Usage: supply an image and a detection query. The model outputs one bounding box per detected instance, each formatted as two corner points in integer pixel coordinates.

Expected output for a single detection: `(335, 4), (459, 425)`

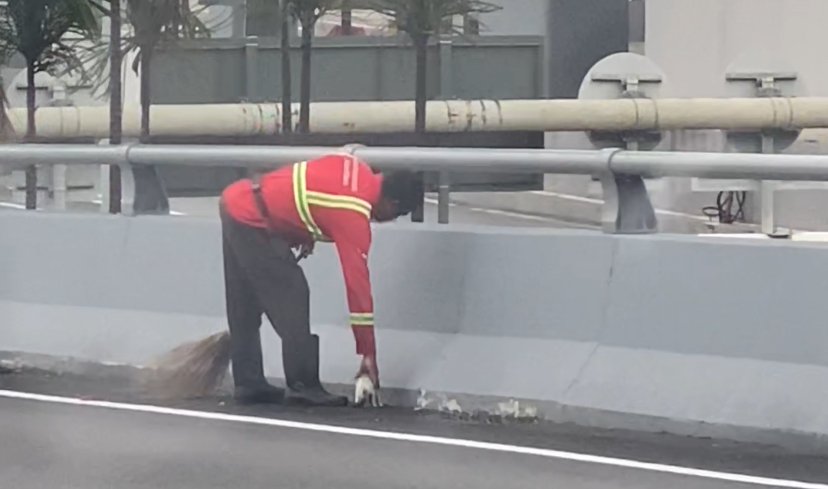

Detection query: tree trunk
(299, 13), (313, 134)
(109, 0), (123, 214)
(25, 58), (37, 210)
(181, 0), (192, 27)
(410, 34), (429, 222)
(413, 34), (428, 133)
(140, 47), (151, 141)
(171, 0), (181, 38)
(133, 45), (169, 214)
(281, 0), (292, 135)
(342, 2), (352, 35)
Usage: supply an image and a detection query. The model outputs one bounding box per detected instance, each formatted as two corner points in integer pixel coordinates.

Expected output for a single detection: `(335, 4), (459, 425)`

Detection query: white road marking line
(530, 190), (725, 223)
(435, 190), (815, 234)
(0, 389), (825, 489)
(0, 200), (186, 216)
(91, 199), (187, 216)
(0, 202), (26, 209)
(423, 197), (600, 229)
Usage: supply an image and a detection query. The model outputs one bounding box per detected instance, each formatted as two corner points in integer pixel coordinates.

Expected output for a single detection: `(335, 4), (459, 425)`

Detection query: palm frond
(68, 32), (135, 98)
(68, 0), (215, 101)
(0, 0), (102, 70)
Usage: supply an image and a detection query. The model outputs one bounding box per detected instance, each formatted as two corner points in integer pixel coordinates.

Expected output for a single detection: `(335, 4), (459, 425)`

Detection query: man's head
(372, 170), (424, 222)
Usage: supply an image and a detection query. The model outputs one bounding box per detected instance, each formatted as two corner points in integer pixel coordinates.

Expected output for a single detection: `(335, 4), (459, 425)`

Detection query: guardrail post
(601, 172), (658, 234)
(52, 164), (67, 211)
(437, 36), (454, 224)
(126, 139), (168, 215)
(119, 158), (137, 216)
(579, 53), (663, 234)
(759, 133), (777, 234)
(601, 149), (658, 234)
(437, 171), (450, 224)
(98, 141), (135, 214)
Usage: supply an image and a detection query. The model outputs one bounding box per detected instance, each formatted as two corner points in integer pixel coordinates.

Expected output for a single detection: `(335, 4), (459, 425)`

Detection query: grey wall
(150, 36), (544, 105)
(546, 0), (629, 98)
(3, 212), (828, 446)
(629, 0), (645, 44)
(477, 0), (547, 36)
(645, 0), (828, 97)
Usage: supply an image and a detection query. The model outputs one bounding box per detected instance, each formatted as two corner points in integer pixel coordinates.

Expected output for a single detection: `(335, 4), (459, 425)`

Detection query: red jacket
(222, 153), (382, 356)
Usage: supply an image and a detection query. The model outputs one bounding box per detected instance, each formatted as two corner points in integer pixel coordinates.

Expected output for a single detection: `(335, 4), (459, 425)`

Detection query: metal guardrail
(6, 143), (828, 233)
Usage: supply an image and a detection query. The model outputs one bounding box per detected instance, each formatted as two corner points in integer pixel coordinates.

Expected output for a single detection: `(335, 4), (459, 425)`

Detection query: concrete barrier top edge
(8, 212), (828, 251)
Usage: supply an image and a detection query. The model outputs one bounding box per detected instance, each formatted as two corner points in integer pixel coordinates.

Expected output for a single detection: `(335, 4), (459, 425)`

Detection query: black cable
(702, 190), (747, 224)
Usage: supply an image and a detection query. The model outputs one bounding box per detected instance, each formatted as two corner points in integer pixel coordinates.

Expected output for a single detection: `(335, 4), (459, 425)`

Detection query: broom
(142, 331), (232, 400)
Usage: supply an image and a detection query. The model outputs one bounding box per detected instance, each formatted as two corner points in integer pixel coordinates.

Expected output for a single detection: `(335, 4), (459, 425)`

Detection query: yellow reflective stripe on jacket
(350, 313), (374, 326)
(292, 161), (325, 240)
(306, 191), (372, 219)
(292, 160), (373, 242)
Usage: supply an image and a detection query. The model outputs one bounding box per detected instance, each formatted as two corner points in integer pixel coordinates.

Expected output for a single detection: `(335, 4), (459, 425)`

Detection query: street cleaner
(218, 150), (423, 406)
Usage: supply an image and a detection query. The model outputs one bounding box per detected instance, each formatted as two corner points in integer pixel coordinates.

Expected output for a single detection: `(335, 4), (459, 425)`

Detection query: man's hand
(354, 354), (382, 407)
(294, 242), (315, 262)
(355, 354), (380, 388)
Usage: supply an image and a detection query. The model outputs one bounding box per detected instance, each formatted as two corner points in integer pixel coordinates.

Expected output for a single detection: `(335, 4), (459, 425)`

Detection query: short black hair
(380, 170), (424, 216)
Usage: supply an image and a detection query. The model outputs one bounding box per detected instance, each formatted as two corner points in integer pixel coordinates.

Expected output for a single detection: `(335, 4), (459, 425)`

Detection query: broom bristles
(142, 331), (232, 400)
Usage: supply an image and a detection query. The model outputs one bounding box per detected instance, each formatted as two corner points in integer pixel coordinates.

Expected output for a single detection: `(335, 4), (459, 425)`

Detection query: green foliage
(366, 0), (501, 39)
(126, 0), (209, 48)
(73, 0), (212, 98)
(0, 0), (101, 74)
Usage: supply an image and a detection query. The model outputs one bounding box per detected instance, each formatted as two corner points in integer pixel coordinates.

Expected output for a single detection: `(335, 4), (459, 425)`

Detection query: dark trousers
(220, 202), (311, 391)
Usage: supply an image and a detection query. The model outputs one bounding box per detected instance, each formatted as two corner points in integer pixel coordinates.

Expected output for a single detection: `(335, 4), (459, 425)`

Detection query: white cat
(354, 374), (382, 407)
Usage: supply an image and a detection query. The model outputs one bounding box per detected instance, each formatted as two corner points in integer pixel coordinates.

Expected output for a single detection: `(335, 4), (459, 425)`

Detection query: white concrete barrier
(2, 212), (828, 449)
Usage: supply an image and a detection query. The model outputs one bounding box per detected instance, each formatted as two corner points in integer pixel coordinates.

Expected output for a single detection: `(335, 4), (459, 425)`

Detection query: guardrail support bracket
(601, 172), (658, 234)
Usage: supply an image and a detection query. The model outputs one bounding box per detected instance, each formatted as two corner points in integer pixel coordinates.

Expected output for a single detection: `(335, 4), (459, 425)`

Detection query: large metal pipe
(8, 97), (828, 139)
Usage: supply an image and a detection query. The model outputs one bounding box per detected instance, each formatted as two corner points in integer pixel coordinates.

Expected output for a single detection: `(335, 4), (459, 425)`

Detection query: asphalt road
(2, 370), (828, 489)
(0, 396), (787, 489)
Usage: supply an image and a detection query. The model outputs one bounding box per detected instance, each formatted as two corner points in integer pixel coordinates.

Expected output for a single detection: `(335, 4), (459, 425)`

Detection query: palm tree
(0, 0), (102, 209)
(367, 0), (500, 221)
(107, 0), (122, 213)
(128, 0), (208, 140)
(126, 0), (210, 213)
(88, 0), (123, 213)
(75, 0), (211, 213)
(81, 0), (125, 212)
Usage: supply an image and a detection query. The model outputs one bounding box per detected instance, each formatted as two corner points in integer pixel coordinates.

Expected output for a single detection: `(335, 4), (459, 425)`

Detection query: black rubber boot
(231, 329), (284, 405)
(283, 334), (349, 407)
(234, 383), (285, 405)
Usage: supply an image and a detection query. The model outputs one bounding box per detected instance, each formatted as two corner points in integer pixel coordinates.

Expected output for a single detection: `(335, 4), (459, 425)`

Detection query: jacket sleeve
(326, 211), (376, 356)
